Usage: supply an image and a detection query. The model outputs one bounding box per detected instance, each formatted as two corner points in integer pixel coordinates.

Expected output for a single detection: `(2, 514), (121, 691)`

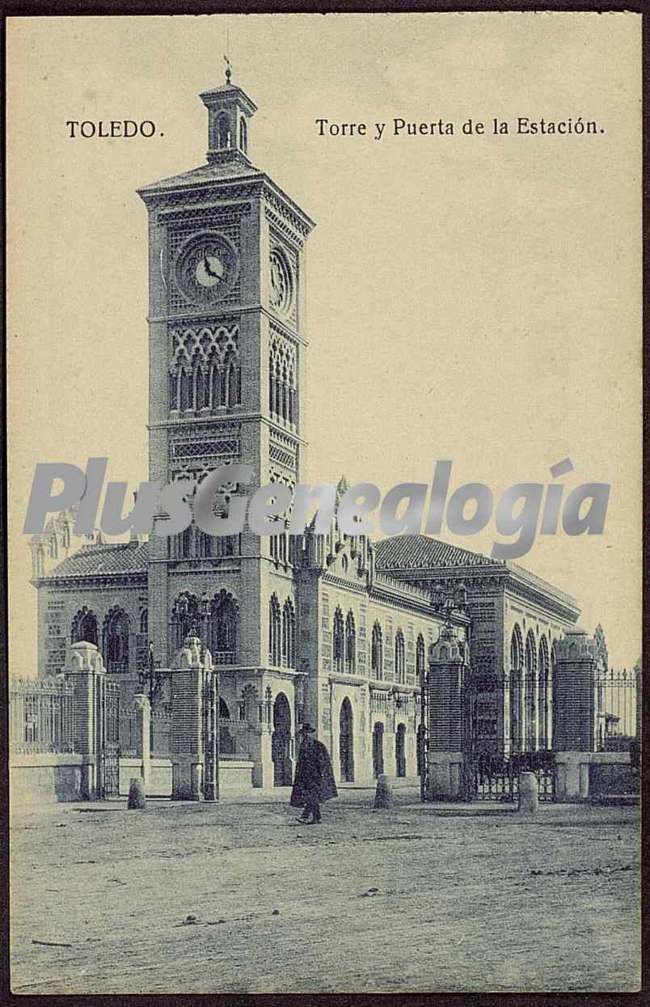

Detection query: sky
(7, 12), (642, 671)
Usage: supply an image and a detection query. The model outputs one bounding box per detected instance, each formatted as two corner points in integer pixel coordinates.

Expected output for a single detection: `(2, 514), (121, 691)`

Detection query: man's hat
(299, 722), (316, 733)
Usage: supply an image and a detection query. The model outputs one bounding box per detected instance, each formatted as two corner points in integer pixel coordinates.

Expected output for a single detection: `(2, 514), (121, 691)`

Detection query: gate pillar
(425, 625), (468, 800)
(553, 628), (598, 752)
(170, 632), (207, 800)
(64, 640), (106, 800)
(553, 628), (600, 801)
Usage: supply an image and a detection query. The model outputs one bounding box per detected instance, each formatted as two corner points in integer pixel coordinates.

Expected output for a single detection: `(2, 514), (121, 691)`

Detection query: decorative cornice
(147, 306), (308, 347)
(321, 572), (368, 596)
(386, 561), (578, 625)
(159, 201), (252, 223)
(34, 573), (147, 589)
(141, 175), (315, 239)
(147, 412), (307, 446)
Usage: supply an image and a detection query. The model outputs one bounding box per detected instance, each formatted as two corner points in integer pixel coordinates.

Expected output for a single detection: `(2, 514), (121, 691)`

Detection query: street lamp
(138, 642), (167, 753)
(139, 641), (166, 707)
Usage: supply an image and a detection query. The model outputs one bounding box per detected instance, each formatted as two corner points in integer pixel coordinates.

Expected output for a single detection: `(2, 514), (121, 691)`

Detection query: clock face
(174, 232), (239, 305)
(269, 248), (294, 315)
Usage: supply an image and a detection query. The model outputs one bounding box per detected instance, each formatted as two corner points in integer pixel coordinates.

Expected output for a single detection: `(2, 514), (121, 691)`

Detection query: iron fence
(9, 677), (76, 754)
(596, 669), (639, 749)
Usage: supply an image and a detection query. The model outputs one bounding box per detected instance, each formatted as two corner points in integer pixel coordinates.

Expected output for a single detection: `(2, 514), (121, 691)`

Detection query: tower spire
(224, 52), (232, 85)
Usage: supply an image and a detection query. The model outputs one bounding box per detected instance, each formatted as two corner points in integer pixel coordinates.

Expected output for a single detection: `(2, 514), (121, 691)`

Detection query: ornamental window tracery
(169, 589), (238, 664)
(168, 525), (239, 560)
(71, 607), (99, 647)
(103, 607), (130, 674)
(269, 332), (297, 426)
(333, 607), (344, 674)
(169, 323), (241, 414)
(345, 611), (356, 674)
(269, 594), (282, 666)
(282, 599), (296, 667)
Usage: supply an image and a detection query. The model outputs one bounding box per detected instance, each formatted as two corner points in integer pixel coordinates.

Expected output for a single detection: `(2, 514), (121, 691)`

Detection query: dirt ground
(9, 785), (640, 994)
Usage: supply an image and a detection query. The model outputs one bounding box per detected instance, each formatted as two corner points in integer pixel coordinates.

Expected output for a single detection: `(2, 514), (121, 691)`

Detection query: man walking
(290, 723), (338, 824)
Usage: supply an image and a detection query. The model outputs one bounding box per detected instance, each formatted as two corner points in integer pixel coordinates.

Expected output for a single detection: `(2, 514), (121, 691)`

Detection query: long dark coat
(290, 737), (338, 807)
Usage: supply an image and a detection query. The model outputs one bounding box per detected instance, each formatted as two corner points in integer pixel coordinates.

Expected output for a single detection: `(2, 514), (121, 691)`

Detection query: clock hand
(204, 255), (223, 280)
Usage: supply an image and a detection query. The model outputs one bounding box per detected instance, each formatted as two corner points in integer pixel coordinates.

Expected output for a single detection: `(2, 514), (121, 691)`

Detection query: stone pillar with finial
(64, 640), (107, 800)
(425, 624), (468, 800)
(169, 629), (210, 800)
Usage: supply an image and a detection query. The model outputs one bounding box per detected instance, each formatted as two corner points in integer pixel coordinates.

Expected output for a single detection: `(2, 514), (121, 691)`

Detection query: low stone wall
(119, 758), (173, 797)
(589, 756), (639, 798)
(555, 750), (635, 801)
(11, 753), (255, 806)
(10, 753), (85, 807)
(119, 756), (254, 797)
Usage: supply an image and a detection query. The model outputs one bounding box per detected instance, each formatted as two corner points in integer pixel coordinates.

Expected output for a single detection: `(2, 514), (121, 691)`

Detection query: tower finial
(224, 52), (232, 85)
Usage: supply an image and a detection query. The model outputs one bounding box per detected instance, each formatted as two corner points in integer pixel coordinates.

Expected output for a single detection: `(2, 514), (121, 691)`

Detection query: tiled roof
(374, 534), (498, 571)
(41, 541), (149, 580)
(374, 535), (579, 613)
(137, 159), (262, 195)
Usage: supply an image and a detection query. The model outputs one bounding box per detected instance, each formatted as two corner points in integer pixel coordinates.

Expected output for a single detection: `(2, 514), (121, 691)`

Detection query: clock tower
(138, 74), (314, 782)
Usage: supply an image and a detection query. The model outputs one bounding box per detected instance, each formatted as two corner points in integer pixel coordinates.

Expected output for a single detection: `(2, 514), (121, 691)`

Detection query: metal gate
(461, 671), (555, 802)
(419, 667), (555, 802)
(96, 677), (121, 798)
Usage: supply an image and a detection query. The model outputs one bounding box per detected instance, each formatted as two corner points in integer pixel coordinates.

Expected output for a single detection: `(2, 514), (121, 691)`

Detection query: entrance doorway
(339, 698), (354, 782)
(395, 723), (406, 777)
(372, 722), (384, 778)
(272, 692), (292, 786)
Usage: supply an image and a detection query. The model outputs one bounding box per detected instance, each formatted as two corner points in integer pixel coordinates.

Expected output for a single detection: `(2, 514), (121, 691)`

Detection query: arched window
(226, 354), (240, 407)
(207, 590), (238, 664)
(524, 629), (538, 750)
(103, 607), (130, 673)
(180, 366), (192, 411)
(282, 599), (296, 667)
(193, 363), (206, 411)
(239, 116), (248, 153)
(345, 611), (356, 673)
(510, 624), (524, 753)
(139, 609), (148, 635)
(269, 594), (281, 665)
(269, 363), (276, 417)
(538, 635), (551, 749)
(71, 607), (98, 647)
(217, 111), (231, 148)
(333, 608), (344, 674)
(371, 622), (383, 680)
(416, 634), (426, 682)
(511, 624), (524, 671)
(394, 629), (406, 684)
(525, 629), (537, 675)
(169, 372), (178, 411)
